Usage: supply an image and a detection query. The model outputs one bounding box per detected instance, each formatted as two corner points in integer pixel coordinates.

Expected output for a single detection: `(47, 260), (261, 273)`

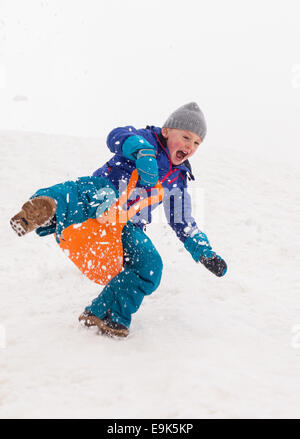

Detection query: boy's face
(161, 127), (202, 165)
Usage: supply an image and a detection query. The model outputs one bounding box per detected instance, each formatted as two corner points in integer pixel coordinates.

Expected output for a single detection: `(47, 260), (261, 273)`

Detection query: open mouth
(176, 150), (188, 161)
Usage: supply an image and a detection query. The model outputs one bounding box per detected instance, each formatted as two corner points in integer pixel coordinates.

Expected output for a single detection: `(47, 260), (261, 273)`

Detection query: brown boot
(10, 196), (57, 237)
(79, 311), (129, 338)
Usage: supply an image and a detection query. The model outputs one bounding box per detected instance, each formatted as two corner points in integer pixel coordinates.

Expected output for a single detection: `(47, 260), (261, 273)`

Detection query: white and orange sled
(57, 169), (164, 285)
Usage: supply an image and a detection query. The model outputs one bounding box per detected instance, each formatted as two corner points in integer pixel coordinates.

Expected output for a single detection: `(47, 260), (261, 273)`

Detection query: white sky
(1, 0), (300, 161)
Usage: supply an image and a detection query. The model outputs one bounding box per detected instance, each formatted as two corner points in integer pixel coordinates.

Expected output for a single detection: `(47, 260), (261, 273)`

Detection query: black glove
(199, 255), (227, 277)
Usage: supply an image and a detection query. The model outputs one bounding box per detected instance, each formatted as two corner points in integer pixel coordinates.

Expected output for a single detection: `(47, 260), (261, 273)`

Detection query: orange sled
(57, 169), (164, 285)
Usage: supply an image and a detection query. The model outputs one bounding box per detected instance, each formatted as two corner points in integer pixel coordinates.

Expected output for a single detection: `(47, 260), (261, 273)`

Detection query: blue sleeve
(163, 181), (201, 244)
(106, 126), (158, 155)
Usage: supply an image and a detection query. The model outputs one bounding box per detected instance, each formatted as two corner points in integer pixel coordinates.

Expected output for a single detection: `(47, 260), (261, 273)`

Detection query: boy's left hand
(184, 233), (227, 277)
(199, 254), (227, 277)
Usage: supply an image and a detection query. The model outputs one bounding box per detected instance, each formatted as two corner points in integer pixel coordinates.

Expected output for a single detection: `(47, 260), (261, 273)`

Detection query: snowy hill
(1, 131), (300, 418)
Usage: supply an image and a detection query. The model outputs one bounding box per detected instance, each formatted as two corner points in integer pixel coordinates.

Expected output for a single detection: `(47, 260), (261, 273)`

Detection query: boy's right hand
(135, 150), (158, 187)
(122, 135), (158, 187)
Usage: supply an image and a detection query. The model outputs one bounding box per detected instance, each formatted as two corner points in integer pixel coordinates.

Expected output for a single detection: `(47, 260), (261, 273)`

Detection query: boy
(10, 102), (227, 338)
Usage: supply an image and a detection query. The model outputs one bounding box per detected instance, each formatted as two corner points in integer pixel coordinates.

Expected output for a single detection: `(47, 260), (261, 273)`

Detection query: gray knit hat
(162, 102), (207, 140)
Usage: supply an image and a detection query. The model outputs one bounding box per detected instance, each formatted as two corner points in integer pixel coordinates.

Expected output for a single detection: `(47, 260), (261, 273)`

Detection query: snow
(1, 130), (300, 419)
(1, 0), (300, 420)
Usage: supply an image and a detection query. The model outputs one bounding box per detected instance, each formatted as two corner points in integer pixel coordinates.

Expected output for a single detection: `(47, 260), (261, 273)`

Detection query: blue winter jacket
(93, 125), (201, 244)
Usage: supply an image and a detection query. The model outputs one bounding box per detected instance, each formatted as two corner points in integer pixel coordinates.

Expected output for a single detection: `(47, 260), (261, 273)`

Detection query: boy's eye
(184, 135), (199, 146)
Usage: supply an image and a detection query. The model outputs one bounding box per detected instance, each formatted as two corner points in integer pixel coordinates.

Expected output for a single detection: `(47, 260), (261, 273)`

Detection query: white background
(1, 0), (300, 162)
(1, 0), (300, 419)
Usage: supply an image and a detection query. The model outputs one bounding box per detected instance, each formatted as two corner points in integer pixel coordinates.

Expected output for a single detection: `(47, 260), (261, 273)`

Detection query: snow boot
(10, 196), (57, 237)
(78, 310), (129, 338)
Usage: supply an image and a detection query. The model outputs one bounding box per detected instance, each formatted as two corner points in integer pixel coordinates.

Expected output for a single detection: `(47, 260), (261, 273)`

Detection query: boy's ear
(161, 127), (168, 138)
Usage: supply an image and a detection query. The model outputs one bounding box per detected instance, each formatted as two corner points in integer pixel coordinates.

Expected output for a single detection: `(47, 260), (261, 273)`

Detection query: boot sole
(78, 313), (129, 338)
(10, 197), (56, 237)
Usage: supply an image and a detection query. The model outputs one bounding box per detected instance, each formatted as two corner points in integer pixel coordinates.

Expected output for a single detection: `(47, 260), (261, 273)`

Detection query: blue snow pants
(32, 176), (163, 328)
(86, 220), (163, 327)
